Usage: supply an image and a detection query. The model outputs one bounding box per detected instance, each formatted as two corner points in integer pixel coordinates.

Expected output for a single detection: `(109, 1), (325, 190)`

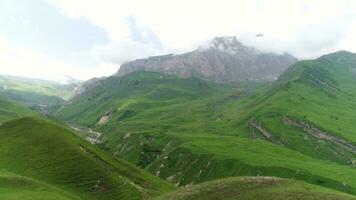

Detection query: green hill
(55, 71), (224, 125)
(0, 97), (39, 122)
(0, 117), (175, 199)
(155, 176), (356, 200)
(55, 52), (356, 196)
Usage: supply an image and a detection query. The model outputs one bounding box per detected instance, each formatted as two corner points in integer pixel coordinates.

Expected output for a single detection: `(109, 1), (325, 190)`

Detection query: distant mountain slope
(155, 177), (356, 200)
(0, 89), (65, 112)
(0, 74), (79, 100)
(0, 118), (175, 200)
(0, 75), (80, 114)
(117, 36), (297, 82)
(0, 97), (39, 122)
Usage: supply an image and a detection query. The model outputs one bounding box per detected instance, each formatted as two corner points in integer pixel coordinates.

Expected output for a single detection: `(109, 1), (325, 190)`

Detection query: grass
(0, 117), (175, 199)
(154, 176), (356, 200)
(0, 171), (76, 200)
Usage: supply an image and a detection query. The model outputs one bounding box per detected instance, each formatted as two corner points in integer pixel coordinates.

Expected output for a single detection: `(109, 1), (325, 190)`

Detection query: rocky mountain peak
(117, 36), (298, 82)
(211, 36), (242, 51)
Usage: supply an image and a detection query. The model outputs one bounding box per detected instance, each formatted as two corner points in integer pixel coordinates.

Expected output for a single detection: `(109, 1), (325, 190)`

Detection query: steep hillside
(117, 36), (297, 82)
(155, 177), (356, 200)
(239, 51), (356, 164)
(55, 51), (356, 196)
(0, 118), (175, 200)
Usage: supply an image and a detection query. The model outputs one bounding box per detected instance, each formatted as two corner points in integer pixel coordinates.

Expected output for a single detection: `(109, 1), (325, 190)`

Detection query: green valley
(1, 2), (356, 199)
(54, 51), (356, 197)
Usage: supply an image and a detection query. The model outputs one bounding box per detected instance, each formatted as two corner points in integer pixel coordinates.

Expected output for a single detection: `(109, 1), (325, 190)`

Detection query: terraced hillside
(155, 177), (356, 200)
(0, 118), (175, 200)
(55, 51), (356, 195)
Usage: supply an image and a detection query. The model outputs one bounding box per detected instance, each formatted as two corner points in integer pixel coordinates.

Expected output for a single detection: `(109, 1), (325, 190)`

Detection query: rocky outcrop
(249, 119), (283, 145)
(283, 116), (356, 154)
(97, 111), (114, 125)
(74, 77), (106, 95)
(117, 36), (298, 82)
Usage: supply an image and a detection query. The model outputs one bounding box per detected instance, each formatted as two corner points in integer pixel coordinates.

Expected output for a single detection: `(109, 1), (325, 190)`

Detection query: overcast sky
(0, 0), (355, 81)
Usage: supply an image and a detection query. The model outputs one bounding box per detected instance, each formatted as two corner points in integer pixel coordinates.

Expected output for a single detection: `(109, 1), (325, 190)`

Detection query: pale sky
(0, 0), (355, 81)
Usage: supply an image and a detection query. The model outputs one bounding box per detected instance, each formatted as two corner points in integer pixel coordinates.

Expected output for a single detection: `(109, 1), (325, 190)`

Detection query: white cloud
(0, 37), (114, 80)
(91, 38), (160, 64)
(49, 0), (356, 60)
(339, 22), (356, 53)
(1, 0), (356, 80)
(0, 16), (6, 24)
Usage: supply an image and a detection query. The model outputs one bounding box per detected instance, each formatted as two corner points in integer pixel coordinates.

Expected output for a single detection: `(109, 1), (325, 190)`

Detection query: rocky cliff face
(117, 36), (298, 82)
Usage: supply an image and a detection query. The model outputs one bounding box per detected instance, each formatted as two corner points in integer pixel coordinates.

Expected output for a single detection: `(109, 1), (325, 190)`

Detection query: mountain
(155, 177), (356, 200)
(117, 36), (298, 82)
(0, 117), (175, 199)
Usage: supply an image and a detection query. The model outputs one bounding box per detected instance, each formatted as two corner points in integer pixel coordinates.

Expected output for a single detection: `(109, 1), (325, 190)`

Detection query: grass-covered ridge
(155, 176), (356, 200)
(0, 117), (175, 200)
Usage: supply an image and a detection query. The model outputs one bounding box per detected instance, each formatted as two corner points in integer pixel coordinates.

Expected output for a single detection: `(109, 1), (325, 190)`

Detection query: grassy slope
(154, 177), (356, 200)
(0, 172), (76, 200)
(55, 53), (356, 195)
(0, 117), (175, 200)
(0, 97), (39, 122)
